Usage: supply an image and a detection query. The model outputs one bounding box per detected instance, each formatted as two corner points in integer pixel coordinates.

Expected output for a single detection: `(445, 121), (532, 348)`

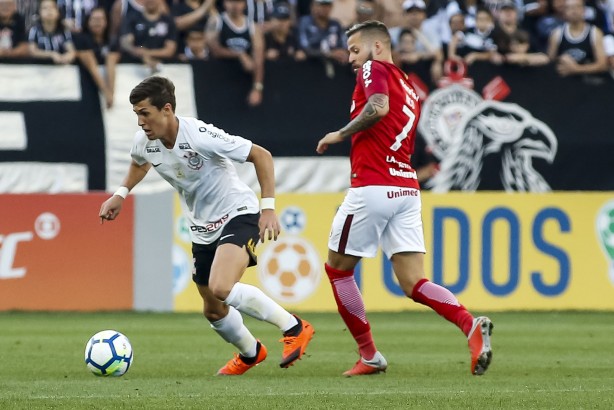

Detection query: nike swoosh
(219, 234), (235, 241)
(152, 163), (162, 167)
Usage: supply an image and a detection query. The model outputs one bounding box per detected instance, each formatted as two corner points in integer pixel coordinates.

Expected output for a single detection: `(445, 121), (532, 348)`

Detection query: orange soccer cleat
(217, 340), (267, 376)
(343, 351), (388, 377)
(468, 316), (493, 375)
(279, 315), (315, 368)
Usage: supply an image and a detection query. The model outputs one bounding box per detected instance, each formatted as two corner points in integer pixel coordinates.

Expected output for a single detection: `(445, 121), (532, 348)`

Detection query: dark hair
(346, 20), (391, 45)
(475, 6), (493, 19)
(38, 0), (58, 13)
(83, 7), (110, 43)
(129, 76), (176, 112)
(399, 28), (415, 38)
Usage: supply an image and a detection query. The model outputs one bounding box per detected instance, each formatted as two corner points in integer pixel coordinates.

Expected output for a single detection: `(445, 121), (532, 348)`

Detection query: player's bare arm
(316, 93), (389, 154)
(246, 144), (281, 241)
(99, 160), (151, 224)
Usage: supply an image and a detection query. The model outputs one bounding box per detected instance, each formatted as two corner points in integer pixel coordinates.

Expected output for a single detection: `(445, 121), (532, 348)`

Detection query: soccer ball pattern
(258, 237), (321, 303)
(84, 330), (133, 377)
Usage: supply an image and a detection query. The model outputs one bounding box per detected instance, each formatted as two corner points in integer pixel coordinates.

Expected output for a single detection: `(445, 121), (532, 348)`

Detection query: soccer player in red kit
(316, 20), (493, 377)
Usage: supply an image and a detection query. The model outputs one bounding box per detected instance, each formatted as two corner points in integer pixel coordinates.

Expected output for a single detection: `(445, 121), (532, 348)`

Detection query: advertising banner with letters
(0, 194), (134, 311)
(173, 192), (614, 312)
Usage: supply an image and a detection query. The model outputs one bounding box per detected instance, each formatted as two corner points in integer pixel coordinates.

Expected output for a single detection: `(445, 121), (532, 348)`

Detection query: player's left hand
(259, 209), (281, 242)
(316, 131), (344, 154)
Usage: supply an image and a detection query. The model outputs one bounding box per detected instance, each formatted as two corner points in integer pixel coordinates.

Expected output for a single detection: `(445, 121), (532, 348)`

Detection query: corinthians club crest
(418, 66), (558, 192)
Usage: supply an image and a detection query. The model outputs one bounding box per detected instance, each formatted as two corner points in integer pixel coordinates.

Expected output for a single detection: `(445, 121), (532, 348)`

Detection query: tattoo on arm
(339, 94), (389, 139)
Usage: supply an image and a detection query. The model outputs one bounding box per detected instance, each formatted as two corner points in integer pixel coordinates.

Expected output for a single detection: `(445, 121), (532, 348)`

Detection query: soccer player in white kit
(317, 21), (493, 377)
(99, 76), (314, 375)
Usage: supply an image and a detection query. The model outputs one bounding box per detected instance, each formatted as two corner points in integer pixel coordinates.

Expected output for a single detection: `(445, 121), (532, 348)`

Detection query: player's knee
(209, 283), (231, 302)
(203, 303), (228, 322)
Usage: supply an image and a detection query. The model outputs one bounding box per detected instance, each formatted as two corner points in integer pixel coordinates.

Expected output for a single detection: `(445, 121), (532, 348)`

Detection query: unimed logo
(0, 212), (60, 279)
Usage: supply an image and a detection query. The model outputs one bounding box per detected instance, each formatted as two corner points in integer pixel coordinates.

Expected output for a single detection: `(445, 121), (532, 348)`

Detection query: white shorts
(328, 186), (426, 259)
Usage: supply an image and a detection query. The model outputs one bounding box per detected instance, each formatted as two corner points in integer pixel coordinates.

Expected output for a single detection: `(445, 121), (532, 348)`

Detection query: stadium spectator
(264, 2), (299, 61)
(547, 0), (608, 76)
(28, 0), (76, 64)
(206, 0), (265, 106)
(504, 28), (550, 64)
(394, 27), (440, 65)
(491, 0), (520, 55)
(421, 0), (462, 48)
(109, 0), (169, 41)
(316, 21), (493, 377)
(442, 11), (465, 59)
(57, 0), (101, 32)
(536, 0), (566, 51)
(331, 0), (358, 29)
(523, 0), (549, 27)
(296, 0), (348, 64)
(100, 75), (315, 376)
(0, 0), (29, 58)
(352, 0), (381, 26)
(398, 0), (443, 82)
(172, 0), (214, 58)
(448, 7), (500, 65)
(119, 0), (177, 74)
(376, 0), (409, 30)
(178, 26), (208, 59)
(74, 6), (119, 108)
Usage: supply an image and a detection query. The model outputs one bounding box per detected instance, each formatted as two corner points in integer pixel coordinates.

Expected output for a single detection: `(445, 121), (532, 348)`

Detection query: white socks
(225, 282), (298, 332)
(210, 306), (257, 357)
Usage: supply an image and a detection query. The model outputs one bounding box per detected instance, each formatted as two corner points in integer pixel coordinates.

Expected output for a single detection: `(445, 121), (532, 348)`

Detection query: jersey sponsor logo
(200, 126), (235, 144)
(386, 188), (419, 198)
(146, 147), (161, 153)
(178, 143), (191, 150)
(386, 155), (412, 169)
(388, 168), (417, 179)
(152, 163), (162, 167)
(362, 60), (373, 88)
(190, 214), (229, 233)
(183, 151), (204, 170)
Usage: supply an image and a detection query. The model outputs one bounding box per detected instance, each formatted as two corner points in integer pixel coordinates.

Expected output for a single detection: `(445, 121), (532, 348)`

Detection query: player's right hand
(316, 131), (344, 154)
(99, 196), (124, 224)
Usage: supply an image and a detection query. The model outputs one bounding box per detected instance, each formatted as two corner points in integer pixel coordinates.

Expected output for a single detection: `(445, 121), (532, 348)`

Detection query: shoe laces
(226, 354), (244, 371)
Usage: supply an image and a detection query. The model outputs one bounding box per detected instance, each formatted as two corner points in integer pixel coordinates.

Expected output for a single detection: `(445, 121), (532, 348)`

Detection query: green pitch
(1, 311), (613, 409)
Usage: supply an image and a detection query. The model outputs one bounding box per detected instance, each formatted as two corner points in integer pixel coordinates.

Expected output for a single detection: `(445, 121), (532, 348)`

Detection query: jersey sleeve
(358, 60), (389, 99)
(191, 122), (253, 163)
(129, 133), (148, 166)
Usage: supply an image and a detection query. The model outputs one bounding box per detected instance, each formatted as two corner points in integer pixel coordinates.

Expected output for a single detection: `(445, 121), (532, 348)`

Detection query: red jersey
(349, 60), (421, 189)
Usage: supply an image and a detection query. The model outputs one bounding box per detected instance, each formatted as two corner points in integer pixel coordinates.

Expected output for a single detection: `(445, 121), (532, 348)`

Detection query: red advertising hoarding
(0, 194), (133, 310)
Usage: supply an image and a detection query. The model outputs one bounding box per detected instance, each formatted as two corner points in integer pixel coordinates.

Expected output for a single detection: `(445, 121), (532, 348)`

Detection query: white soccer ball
(84, 330), (133, 377)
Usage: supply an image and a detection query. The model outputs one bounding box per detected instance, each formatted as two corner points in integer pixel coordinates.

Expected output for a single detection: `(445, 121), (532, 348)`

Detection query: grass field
(1, 311), (613, 409)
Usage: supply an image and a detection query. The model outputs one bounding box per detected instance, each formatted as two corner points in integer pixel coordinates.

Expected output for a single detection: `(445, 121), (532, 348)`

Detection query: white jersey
(130, 116), (259, 244)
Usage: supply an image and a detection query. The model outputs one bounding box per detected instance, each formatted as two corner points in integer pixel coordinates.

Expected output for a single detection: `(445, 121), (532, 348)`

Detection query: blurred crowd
(1, 0), (612, 185)
(1, 0), (612, 108)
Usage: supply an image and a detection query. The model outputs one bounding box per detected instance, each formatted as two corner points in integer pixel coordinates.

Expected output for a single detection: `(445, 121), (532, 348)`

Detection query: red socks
(411, 278), (474, 336)
(325, 263), (377, 360)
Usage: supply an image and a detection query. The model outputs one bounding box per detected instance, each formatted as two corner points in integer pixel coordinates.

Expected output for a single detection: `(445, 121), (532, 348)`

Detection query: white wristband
(114, 186), (129, 199)
(260, 197), (275, 210)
